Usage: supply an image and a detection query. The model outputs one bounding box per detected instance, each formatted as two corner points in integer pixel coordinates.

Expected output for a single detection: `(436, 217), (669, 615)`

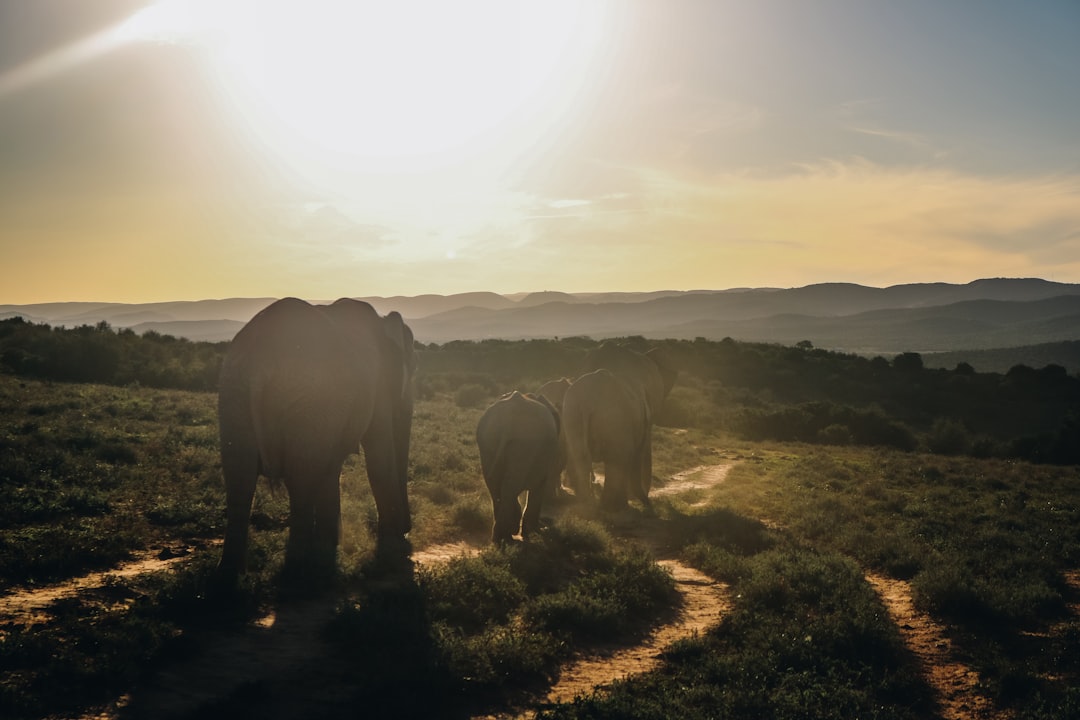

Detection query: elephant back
(583, 342), (668, 417)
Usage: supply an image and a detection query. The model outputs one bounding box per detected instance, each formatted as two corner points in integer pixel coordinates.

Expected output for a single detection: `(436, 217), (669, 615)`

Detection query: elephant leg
(362, 423), (410, 539)
(521, 483), (546, 538)
(633, 434), (655, 513)
(493, 490), (521, 544)
(640, 425), (654, 493)
(485, 472), (505, 544)
(285, 481), (316, 571)
(601, 461), (631, 511)
(312, 467), (343, 570)
(218, 427), (259, 582)
(565, 447), (594, 503)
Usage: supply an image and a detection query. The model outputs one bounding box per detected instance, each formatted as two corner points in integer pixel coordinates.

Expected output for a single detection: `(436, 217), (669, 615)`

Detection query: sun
(121, 0), (610, 178)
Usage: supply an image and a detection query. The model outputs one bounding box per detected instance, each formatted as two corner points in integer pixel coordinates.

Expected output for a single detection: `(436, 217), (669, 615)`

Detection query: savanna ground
(2, 372), (1080, 719)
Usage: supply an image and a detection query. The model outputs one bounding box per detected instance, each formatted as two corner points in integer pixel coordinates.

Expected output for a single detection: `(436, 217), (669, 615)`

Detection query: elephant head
(216, 297), (415, 583)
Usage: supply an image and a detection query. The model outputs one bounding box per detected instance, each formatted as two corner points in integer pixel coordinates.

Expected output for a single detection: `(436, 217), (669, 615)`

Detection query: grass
(539, 547), (932, 720)
(2, 374), (1080, 718)
(332, 516), (678, 716)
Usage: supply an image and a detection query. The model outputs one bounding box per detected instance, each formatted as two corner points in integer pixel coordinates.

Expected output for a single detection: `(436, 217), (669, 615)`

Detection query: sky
(1, 0), (1079, 304)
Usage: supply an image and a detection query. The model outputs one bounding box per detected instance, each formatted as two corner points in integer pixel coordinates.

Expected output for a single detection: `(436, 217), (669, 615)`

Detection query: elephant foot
(358, 537), (414, 586)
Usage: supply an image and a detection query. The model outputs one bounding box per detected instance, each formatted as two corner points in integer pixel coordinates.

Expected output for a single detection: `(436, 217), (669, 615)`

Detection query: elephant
(576, 343), (677, 505)
(476, 390), (562, 544)
(216, 297), (415, 582)
(561, 369), (652, 512)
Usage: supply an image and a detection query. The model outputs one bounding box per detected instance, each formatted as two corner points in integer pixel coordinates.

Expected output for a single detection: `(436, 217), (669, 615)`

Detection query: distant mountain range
(3, 279), (1080, 370)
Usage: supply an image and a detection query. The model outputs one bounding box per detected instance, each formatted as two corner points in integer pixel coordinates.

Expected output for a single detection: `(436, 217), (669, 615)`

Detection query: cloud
(847, 125), (934, 152)
(548, 199), (591, 209)
(494, 160), (1080, 291)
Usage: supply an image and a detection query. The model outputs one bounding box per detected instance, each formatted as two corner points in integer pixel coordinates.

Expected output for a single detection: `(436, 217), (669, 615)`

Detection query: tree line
(1, 317), (1077, 465)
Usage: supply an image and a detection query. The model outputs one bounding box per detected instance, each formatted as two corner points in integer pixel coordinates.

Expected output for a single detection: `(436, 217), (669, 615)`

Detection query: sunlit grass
(3, 373), (1080, 718)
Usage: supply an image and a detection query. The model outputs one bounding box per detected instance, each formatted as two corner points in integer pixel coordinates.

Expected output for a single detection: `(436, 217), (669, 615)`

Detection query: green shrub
(420, 555), (527, 631)
(434, 622), (560, 689)
(926, 418), (972, 455)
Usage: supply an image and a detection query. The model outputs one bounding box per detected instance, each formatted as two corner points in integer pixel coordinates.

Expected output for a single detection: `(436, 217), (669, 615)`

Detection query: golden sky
(2, 0), (1079, 303)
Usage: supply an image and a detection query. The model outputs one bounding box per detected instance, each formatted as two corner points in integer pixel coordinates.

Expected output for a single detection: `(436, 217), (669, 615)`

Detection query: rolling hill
(2, 279), (1079, 363)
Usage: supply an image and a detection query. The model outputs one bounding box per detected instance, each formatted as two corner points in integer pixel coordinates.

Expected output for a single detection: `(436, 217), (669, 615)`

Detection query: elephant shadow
(119, 546), (460, 720)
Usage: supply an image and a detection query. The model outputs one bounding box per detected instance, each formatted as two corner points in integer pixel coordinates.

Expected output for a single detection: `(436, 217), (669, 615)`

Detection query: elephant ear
(382, 311), (416, 373)
(646, 347), (678, 399)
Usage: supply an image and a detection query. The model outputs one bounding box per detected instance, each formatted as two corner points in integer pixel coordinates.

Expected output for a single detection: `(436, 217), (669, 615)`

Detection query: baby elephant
(476, 391), (561, 544)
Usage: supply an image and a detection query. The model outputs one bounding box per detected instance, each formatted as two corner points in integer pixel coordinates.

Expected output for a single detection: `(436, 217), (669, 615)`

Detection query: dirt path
(652, 464), (732, 503)
(0, 543), (207, 631)
(541, 559), (728, 705)
(865, 573), (1013, 720)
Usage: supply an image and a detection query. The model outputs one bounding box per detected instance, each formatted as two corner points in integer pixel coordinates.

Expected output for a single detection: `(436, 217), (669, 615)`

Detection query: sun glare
(122, 1), (610, 186)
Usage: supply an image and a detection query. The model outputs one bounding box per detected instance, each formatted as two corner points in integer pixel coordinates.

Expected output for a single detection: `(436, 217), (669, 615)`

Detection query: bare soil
(866, 573), (1013, 720)
(652, 464), (732, 503)
(541, 560), (728, 705)
(0, 542), (209, 633)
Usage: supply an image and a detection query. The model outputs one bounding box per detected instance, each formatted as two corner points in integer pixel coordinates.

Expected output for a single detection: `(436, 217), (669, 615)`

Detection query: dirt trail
(0, 544), (206, 630)
(535, 464), (737, 706)
(541, 560), (727, 706)
(652, 464), (732, 503)
(417, 465), (736, 718)
(866, 573), (1013, 720)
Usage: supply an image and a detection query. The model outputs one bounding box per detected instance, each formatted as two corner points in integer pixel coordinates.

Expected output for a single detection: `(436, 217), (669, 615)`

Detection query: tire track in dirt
(865, 573), (1013, 720)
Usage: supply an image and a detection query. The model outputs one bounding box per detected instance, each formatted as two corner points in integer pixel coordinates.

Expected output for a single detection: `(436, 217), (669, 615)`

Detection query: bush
(926, 418), (972, 455)
(420, 555), (528, 631)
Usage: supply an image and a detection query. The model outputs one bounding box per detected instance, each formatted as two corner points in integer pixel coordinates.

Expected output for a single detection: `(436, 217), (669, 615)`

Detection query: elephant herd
(478, 344), (677, 543)
(215, 297), (675, 584)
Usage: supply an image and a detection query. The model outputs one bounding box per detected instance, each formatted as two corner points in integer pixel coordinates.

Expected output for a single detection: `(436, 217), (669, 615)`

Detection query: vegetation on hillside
(2, 317), (1079, 465)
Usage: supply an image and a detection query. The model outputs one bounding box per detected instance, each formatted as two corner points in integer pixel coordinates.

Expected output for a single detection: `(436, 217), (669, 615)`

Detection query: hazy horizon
(3, 275), (1077, 308)
(2, 1), (1079, 305)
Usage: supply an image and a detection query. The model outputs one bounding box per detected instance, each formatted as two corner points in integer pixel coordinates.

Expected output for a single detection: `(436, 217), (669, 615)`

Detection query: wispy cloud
(847, 125), (933, 151)
(548, 199), (591, 209)
(506, 161), (1080, 291)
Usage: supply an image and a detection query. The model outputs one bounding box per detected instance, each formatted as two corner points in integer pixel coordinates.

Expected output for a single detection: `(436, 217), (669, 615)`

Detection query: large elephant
(561, 369), (652, 511)
(476, 391), (561, 544)
(578, 343), (677, 504)
(216, 297), (415, 582)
